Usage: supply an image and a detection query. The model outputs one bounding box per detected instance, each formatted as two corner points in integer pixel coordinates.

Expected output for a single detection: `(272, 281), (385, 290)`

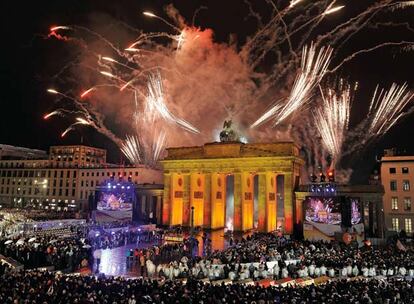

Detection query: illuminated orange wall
(190, 173), (204, 227)
(170, 173), (183, 226)
(211, 173), (226, 229)
(241, 172), (254, 231)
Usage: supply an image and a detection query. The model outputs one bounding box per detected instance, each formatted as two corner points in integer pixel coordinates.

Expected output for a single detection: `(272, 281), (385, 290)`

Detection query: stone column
(170, 173), (184, 226)
(190, 173), (204, 227)
(211, 173), (225, 229)
(233, 172), (242, 231)
(156, 195), (162, 225)
(141, 195), (147, 218)
(182, 174), (191, 226)
(162, 174), (171, 225)
(267, 173), (277, 232)
(376, 199), (385, 238)
(241, 172), (254, 231)
(283, 172), (294, 234)
(203, 173), (212, 229)
(258, 173), (267, 232)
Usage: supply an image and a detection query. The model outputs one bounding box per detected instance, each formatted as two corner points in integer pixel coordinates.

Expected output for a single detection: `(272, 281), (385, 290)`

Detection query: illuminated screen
(304, 197), (341, 225)
(97, 192), (133, 211)
(350, 198), (362, 225)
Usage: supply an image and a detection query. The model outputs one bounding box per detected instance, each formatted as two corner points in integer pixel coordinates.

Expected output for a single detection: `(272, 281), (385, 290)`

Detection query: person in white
(368, 266), (376, 277)
(399, 266), (407, 276)
(341, 266), (348, 277)
(352, 265), (359, 277)
(282, 267), (289, 278)
(308, 263), (316, 277)
(303, 265), (309, 278)
(146, 259), (156, 278)
(408, 268), (414, 277)
(214, 266), (221, 279)
(328, 267), (335, 278)
(380, 266), (387, 277)
(347, 264), (353, 276)
(362, 266), (369, 277)
(314, 266), (321, 277)
(320, 265), (327, 276)
(273, 263), (280, 279)
(387, 267), (394, 277)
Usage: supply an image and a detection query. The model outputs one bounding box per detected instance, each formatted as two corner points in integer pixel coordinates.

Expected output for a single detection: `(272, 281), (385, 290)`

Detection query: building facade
(380, 149), (414, 235)
(161, 142), (304, 233)
(0, 145), (163, 211)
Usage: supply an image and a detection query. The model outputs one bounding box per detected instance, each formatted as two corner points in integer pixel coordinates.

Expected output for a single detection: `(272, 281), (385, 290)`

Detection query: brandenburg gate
(160, 142), (304, 234)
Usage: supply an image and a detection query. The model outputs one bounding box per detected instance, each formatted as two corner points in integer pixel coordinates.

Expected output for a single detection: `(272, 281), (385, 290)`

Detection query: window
(73, 171), (77, 178)
(392, 218), (399, 231)
(403, 180), (410, 191)
(404, 197), (411, 211)
(391, 197), (398, 210)
(390, 180), (397, 191)
(389, 168), (396, 174)
(402, 167), (409, 174)
(135, 172), (139, 177)
(405, 218), (412, 233)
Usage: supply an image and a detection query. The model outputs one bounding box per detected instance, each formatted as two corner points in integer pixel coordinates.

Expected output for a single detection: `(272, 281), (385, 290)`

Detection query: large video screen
(350, 198), (362, 225)
(97, 192), (133, 211)
(304, 197), (341, 225)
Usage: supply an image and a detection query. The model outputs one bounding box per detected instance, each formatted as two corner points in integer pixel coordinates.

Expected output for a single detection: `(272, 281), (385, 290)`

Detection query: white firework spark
(253, 43), (332, 128)
(315, 84), (353, 165)
(368, 83), (414, 136)
(121, 135), (142, 164)
(147, 72), (200, 134)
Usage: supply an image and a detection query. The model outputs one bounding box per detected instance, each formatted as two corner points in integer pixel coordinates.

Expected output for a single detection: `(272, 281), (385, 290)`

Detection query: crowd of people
(0, 266), (413, 303)
(0, 233), (91, 271)
(130, 233), (414, 283)
(1, 210), (414, 303)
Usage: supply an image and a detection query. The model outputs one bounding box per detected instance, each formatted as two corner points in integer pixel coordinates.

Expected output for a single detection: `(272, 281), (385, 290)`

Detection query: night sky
(0, 0), (413, 181)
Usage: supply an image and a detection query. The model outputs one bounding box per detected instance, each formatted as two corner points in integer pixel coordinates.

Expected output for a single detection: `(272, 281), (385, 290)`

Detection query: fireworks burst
(121, 135), (142, 165)
(368, 83), (414, 136)
(252, 43), (333, 128)
(43, 1), (414, 175)
(314, 83), (354, 166)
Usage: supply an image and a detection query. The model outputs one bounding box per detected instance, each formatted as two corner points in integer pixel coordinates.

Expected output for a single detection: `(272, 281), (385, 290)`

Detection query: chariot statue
(219, 120), (238, 142)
